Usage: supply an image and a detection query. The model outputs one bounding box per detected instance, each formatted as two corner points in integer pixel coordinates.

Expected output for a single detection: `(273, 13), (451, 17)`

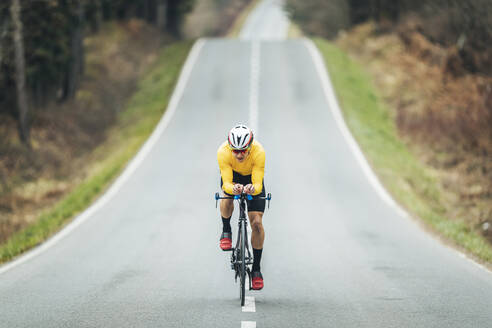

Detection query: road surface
(1, 1), (491, 327)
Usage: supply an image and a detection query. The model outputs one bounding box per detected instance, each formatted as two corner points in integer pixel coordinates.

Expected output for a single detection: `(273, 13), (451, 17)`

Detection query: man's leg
(249, 211), (265, 250)
(219, 197), (234, 250)
(249, 211), (264, 289)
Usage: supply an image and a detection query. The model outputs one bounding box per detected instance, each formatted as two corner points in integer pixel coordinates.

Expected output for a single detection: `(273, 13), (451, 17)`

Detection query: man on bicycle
(217, 124), (266, 290)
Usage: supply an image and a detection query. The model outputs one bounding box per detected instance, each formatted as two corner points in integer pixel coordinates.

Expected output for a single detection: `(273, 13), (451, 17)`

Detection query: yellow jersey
(217, 140), (265, 196)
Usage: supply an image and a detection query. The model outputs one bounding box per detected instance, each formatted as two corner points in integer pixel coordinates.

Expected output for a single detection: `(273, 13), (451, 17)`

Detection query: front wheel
(240, 220), (246, 306)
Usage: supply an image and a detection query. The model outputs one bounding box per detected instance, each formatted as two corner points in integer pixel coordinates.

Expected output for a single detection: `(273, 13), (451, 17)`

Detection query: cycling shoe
(251, 271), (264, 290)
(220, 232), (232, 251)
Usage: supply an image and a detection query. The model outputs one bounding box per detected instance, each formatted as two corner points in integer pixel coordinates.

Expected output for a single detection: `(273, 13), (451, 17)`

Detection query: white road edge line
(242, 296), (256, 312)
(304, 39), (491, 275)
(249, 41), (260, 135)
(241, 321), (256, 328)
(0, 39), (206, 276)
(304, 39), (407, 218)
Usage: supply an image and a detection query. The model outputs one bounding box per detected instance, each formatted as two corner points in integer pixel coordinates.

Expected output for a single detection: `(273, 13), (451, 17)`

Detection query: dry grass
(288, 22), (304, 38)
(0, 20), (165, 244)
(337, 22), (492, 245)
(183, 0), (252, 38)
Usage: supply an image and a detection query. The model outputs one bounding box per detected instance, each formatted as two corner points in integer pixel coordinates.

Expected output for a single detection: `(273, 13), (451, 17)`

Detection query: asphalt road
(240, 0), (288, 40)
(1, 1), (492, 327)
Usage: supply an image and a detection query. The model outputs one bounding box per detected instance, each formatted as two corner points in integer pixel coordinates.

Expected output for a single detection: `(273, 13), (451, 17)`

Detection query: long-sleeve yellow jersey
(217, 140), (265, 196)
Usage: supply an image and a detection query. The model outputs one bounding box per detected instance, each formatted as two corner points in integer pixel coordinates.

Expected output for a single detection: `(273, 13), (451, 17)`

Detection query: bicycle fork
(231, 219), (253, 289)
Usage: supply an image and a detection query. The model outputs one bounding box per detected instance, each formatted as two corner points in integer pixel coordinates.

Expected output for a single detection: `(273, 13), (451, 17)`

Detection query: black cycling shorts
(220, 171), (266, 213)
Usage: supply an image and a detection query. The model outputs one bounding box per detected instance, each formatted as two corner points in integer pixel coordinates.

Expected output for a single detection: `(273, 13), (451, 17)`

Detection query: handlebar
(215, 192), (272, 209)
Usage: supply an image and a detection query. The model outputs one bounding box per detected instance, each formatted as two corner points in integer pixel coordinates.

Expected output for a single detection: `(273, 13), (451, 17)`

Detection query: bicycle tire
(240, 219), (246, 306)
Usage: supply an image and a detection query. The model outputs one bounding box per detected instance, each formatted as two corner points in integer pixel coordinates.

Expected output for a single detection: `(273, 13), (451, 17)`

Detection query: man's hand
(243, 184), (255, 195)
(233, 184), (244, 195)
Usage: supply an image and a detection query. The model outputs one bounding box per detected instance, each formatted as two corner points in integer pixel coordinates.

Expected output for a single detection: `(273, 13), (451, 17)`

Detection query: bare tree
(0, 20), (8, 66)
(10, 0), (30, 147)
(67, 0), (85, 99)
(157, 0), (167, 30)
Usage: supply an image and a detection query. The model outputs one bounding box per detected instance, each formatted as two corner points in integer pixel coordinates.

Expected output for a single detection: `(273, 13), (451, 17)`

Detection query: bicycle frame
(234, 196), (253, 286)
(215, 192), (271, 305)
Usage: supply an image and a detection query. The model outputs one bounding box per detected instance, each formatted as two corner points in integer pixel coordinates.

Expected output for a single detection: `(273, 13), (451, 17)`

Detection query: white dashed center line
(249, 41), (261, 135)
(242, 296), (256, 312)
(241, 321), (257, 328)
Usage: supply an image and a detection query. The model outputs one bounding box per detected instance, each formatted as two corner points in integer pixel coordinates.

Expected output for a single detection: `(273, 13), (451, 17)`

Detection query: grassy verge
(227, 0), (262, 38)
(0, 40), (194, 264)
(314, 38), (492, 264)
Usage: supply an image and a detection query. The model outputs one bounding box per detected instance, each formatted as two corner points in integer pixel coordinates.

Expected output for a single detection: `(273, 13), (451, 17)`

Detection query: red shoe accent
(251, 272), (263, 290)
(220, 232), (232, 251)
(220, 238), (232, 250)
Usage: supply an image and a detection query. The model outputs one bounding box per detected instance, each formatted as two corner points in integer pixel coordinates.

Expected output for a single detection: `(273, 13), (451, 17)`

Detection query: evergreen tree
(0, 0), (198, 144)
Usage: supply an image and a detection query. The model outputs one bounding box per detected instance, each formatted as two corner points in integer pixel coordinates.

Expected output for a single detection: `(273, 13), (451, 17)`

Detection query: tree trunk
(0, 20), (8, 67)
(157, 0), (166, 30)
(67, 0), (84, 99)
(165, 0), (180, 37)
(91, 0), (103, 32)
(10, 0), (30, 147)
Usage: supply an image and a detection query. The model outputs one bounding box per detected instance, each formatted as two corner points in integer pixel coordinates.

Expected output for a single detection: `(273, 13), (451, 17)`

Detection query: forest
(287, 0), (492, 75)
(0, 0), (195, 147)
(287, 0), (492, 151)
(286, 0), (492, 172)
(0, 0), (253, 246)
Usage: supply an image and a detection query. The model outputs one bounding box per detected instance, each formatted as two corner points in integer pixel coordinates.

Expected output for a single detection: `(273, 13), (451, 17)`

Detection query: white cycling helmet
(228, 124), (254, 150)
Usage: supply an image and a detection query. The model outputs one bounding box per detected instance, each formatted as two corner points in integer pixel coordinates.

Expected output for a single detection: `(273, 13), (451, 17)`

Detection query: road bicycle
(215, 192), (272, 306)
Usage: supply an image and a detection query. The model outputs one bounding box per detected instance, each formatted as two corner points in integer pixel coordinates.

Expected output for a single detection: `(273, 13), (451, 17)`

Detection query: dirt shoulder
(337, 23), (492, 248)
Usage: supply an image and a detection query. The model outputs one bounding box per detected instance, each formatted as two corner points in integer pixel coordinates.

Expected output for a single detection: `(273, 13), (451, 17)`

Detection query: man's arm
(250, 151), (265, 196)
(218, 150), (235, 195)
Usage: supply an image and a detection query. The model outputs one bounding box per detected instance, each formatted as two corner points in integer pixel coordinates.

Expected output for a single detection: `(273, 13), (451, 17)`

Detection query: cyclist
(217, 124), (266, 290)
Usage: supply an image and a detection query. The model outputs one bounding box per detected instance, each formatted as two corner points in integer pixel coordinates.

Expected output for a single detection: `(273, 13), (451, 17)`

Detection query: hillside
(0, 20), (165, 244)
(0, 1), (252, 262)
(336, 22), (492, 249)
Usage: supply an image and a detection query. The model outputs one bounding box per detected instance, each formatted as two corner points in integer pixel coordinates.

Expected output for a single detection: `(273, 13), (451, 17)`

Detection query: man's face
(232, 149), (250, 162)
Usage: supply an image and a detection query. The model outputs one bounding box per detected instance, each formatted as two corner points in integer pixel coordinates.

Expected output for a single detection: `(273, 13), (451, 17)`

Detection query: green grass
(314, 38), (492, 264)
(0, 40), (194, 264)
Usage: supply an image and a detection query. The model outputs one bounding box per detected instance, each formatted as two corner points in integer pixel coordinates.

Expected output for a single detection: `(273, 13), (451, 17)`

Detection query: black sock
(222, 216), (232, 233)
(252, 248), (263, 272)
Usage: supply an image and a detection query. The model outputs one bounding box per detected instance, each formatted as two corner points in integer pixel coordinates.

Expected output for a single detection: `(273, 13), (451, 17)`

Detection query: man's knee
(222, 199), (233, 209)
(249, 213), (263, 232)
(252, 221), (263, 233)
(220, 199), (234, 215)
